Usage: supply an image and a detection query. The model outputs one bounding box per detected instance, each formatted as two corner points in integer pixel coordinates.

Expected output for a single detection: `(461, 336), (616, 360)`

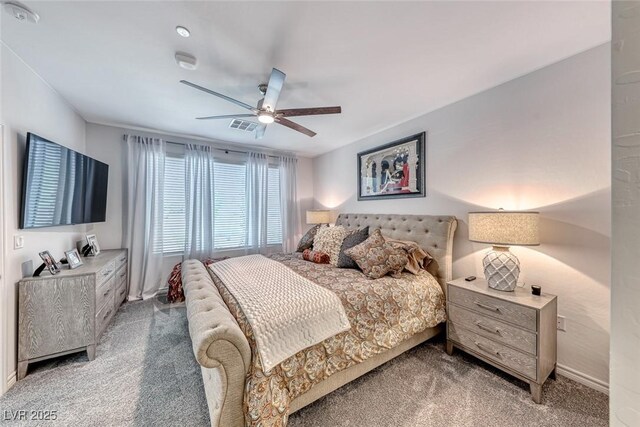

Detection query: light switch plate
(13, 235), (24, 249)
(557, 315), (567, 332)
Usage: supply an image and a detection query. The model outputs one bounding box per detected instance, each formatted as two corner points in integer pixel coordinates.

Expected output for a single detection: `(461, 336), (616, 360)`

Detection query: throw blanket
(208, 254), (351, 372)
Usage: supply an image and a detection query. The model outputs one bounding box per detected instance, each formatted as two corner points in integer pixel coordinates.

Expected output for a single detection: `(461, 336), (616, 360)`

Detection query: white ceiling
(1, 1), (610, 157)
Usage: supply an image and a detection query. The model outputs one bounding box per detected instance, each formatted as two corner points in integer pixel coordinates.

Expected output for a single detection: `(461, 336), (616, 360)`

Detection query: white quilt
(208, 254), (351, 372)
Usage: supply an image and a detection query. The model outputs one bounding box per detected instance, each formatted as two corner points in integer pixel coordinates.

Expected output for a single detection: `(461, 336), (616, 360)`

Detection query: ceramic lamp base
(482, 246), (520, 292)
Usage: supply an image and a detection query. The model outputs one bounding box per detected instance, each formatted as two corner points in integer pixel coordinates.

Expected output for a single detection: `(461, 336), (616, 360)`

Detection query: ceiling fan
(180, 68), (341, 139)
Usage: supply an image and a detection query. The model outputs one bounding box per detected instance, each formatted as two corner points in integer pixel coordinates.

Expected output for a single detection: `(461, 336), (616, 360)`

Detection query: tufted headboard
(335, 213), (457, 290)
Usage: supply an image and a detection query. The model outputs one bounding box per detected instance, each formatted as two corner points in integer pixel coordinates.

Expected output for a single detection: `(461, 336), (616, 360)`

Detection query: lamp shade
(468, 211), (540, 246)
(306, 210), (331, 225)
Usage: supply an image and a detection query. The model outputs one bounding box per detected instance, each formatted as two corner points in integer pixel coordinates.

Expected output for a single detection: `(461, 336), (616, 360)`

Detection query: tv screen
(20, 132), (109, 229)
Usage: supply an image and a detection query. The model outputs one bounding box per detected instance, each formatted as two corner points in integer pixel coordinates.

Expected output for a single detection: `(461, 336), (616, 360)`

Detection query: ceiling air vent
(229, 119), (258, 132)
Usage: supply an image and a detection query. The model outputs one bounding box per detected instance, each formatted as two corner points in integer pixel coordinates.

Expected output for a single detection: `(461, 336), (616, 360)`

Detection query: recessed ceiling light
(3, 1), (39, 23)
(176, 26), (190, 38)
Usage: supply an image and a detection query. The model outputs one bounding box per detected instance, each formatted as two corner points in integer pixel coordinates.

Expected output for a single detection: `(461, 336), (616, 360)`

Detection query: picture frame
(38, 250), (61, 275)
(86, 234), (100, 256)
(65, 248), (83, 269)
(357, 132), (426, 200)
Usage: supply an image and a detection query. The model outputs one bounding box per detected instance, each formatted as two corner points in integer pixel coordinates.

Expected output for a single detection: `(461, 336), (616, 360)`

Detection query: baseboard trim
(556, 364), (609, 395)
(6, 370), (16, 391)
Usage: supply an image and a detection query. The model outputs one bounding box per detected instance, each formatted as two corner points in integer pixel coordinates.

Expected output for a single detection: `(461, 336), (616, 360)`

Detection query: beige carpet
(0, 299), (608, 426)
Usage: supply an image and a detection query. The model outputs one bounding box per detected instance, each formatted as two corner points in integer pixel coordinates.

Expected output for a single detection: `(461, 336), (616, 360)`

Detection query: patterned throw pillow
(296, 224), (321, 252)
(337, 226), (370, 269)
(344, 229), (409, 279)
(302, 249), (330, 264)
(313, 225), (348, 266)
(384, 237), (433, 274)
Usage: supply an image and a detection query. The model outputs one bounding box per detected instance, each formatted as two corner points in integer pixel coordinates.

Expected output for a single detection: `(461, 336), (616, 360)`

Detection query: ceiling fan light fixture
(257, 113), (275, 124)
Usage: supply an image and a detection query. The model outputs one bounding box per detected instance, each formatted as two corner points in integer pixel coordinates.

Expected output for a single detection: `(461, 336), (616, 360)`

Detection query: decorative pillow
(337, 226), (370, 269)
(345, 229), (409, 279)
(166, 257), (228, 303)
(384, 237), (433, 274)
(302, 249), (330, 264)
(313, 225), (348, 266)
(296, 224), (321, 252)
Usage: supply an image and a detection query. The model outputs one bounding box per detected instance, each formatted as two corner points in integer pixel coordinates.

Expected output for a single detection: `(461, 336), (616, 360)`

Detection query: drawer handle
(120, 257), (126, 262)
(103, 309), (112, 320)
(474, 301), (501, 312)
(119, 288), (126, 296)
(475, 321), (500, 335)
(475, 341), (500, 356)
(119, 272), (126, 278)
(103, 289), (110, 297)
(102, 270), (112, 277)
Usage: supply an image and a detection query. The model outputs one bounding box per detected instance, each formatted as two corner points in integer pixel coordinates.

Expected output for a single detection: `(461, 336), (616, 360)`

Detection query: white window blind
(267, 167), (282, 245)
(156, 155), (283, 254)
(213, 161), (247, 250)
(160, 155), (186, 253)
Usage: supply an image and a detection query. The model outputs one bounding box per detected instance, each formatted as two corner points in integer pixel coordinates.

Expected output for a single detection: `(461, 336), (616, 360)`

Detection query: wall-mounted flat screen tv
(20, 132), (109, 229)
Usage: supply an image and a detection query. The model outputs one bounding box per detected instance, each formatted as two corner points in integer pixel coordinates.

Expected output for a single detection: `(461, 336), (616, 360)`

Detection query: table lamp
(306, 209), (331, 226)
(468, 210), (540, 291)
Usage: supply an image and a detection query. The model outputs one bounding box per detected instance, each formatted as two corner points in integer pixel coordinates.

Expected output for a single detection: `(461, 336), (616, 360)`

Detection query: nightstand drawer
(448, 322), (537, 380)
(449, 285), (537, 331)
(448, 303), (537, 355)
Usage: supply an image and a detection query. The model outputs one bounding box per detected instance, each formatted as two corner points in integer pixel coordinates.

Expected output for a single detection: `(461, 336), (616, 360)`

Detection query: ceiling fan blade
(255, 124), (267, 139)
(262, 68), (286, 112)
(197, 114), (256, 120)
(180, 80), (255, 111)
(275, 117), (316, 137)
(276, 106), (342, 117)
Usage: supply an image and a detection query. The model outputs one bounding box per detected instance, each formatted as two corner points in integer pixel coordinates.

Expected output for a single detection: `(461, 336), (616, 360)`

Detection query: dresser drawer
(96, 276), (115, 314)
(448, 304), (537, 355)
(115, 279), (127, 307)
(116, 253), (128, 270)
(115, 264), (127, 286)
(448, 286), (537, 331)
(448, 322), (537, 380)
(96, 261), (116, 287)
(96, 298), (115, 338)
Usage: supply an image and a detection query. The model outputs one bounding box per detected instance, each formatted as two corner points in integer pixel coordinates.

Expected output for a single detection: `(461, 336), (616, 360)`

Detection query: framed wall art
(357, 132), (426, 200)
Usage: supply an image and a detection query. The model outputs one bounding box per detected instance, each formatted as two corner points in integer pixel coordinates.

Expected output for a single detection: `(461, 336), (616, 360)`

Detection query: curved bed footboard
(182, 260), (250, 427)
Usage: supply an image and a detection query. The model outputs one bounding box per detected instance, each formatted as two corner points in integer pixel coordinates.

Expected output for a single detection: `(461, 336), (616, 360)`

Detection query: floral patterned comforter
(207, 252), (446, 427)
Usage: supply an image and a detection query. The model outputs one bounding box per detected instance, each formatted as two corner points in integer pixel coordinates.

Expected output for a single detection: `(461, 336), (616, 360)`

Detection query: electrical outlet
(557, 315), (567, 331)
(13, 235), (24, 249)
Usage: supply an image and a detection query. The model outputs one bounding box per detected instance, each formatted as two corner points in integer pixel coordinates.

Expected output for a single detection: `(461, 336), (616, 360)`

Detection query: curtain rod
(165, 140), (283, 160)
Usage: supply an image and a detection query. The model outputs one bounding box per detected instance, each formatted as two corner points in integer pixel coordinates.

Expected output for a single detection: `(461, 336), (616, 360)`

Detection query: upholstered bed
(182, 213), (457, 427)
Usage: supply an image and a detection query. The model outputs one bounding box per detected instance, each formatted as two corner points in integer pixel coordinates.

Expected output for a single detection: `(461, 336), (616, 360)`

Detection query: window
(213, 162), (247, 249)
(159, 155), (186, 253)
(267, 167), (282, 245)
(157, 155), (282, 254)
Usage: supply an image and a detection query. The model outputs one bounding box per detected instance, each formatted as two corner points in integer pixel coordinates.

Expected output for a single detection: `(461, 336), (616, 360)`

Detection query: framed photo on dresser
(86, 234), (100, 256)
(357, 132), (426, 200)
(65, 248), (83, 269)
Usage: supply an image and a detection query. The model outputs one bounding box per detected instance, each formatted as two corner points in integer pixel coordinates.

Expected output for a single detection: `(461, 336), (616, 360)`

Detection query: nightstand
(445, 278), (557, 403)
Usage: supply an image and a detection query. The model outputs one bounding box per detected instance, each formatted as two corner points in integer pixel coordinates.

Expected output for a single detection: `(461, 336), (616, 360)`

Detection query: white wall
(313, 44), (611, 388)
(611, 2), (640, 425)
(85, 123), (315, 283)
(1, 45), (87, 388)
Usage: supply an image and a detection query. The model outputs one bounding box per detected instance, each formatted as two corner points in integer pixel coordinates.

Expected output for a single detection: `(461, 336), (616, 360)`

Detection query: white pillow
(313, 226), (348, 266)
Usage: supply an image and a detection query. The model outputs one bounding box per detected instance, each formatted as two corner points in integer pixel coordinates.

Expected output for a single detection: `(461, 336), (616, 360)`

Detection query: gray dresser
(446, 278), (557, 403)
(18, 249), (128, 380)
